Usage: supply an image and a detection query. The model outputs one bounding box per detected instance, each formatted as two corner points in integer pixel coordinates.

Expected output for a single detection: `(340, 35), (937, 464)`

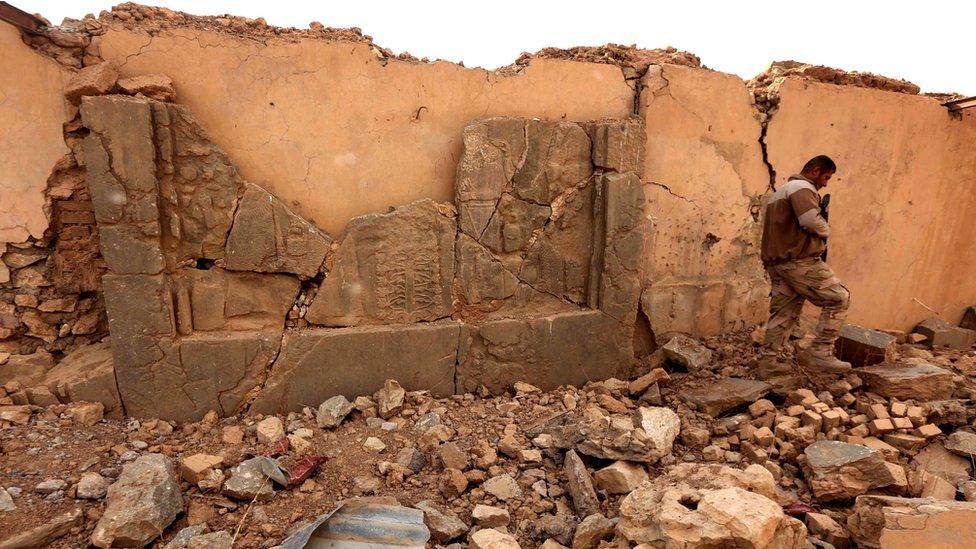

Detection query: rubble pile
(2, 324), (975, 548)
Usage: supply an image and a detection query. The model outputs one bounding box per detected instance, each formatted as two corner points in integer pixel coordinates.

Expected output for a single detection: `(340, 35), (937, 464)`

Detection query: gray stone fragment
(802, 441), (895, 501)
(91, 454), (183, 548)
(416, 500), (468, 542)
(316, 395), (354, 428)
(945, 431), (976, 459)
(661, 334), (713, 371)
(679, 378), (771, 417)
(222, 457), (286, 502)
(564, 450), (600, 518)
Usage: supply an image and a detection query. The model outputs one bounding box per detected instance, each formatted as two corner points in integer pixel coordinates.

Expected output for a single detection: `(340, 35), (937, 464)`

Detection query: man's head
(801, 155), (837, 188)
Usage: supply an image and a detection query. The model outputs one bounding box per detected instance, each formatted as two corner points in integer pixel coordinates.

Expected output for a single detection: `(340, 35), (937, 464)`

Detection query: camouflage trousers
(764, 258), (850, 355)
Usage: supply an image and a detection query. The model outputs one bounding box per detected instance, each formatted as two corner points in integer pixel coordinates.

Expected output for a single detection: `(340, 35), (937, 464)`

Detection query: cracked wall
(79, 93), (644, 421)
(95, 25), (634, 236)
(638, 64), (770, 336)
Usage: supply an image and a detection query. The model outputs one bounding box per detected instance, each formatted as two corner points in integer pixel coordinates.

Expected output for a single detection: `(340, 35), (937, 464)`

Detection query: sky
(19, 0), (976, 95)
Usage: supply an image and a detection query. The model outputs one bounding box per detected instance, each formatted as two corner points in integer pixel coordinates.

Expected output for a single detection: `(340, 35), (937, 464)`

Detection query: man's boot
(796, 349), (851, 374)
(755, 350), (793, 379)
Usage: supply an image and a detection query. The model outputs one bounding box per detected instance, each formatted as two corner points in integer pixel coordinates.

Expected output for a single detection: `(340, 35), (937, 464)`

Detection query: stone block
(848, 496), (976, 548)
(598, 172), (645, 323)
(456, 311), (632, 394)
(81, 96), (164, 274)
(678, 378), (771, 417)
(251, 321), (459, 414)
(175, 268), (298, 332)
(306, 199), (455, 326)
(835, 324), (896, 367)
(513, 120), (592, 204)
(802, 441), (894, 501)
(858, 362), (955, 401)
(914, 316), (976, 350)
(454, 234), (518, 305)
(225, 183), (331, 277)
(42, 339), (123, 418)
(586, 120), (645, 173)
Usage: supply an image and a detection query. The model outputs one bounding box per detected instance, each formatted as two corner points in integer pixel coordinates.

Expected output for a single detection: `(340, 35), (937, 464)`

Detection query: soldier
(761, 155), (851, 373)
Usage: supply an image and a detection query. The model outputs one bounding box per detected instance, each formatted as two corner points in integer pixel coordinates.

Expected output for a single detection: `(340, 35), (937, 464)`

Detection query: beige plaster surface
(639, 64), (770, 335)
(767, 79), (976, 331)
(99, 27), (634, 236)
(0, 22), (71, 242)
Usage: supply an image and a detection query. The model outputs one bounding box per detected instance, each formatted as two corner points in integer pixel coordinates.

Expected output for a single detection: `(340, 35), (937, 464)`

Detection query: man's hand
(820, 194), (830, 260)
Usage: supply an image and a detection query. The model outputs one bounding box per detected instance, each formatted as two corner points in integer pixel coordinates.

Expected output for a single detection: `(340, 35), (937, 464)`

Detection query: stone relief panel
(82, 95), (645, 420)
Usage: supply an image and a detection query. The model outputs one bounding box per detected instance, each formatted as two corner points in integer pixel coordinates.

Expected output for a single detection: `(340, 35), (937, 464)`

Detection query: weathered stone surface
(66, 61), (119, 104)
(82, 96), (165, 274)
(481, 194), (551, 254)
(483, 474), (522, 501)
(456, 118), (528, 237)
(913, 442), (972, 484)
(679, 378), (771, 417)
(587, 120), (645, 174)
(375, 379), (406, 420)
(117, 73), (176, 102)
(177, 268), (298, 331)
(0, 405), (31, 424)
(572, 513), (614, 549)
(618, 463), (803, 547)
(564, 449), (600, 517)
(848, 495), (976, 548)
(598, 171), (645, 323)
(858, 362), (955, 401)
(472, 504), (510, 527)
(458, 311), (631, 394)
(151, 101), (246, 263)
(835, 324), (896, 367)
(316, 395), (355, 428)
(307, 199), (455, 326)
(0, 507), (82, 549)
(518, 180), (596, 306)
(515, 120), (592, 204)
(661, 334), (713, 371)
(180, 454), (224, 484)
(470, 528), (521, 549)
(41, 340), (122, 417)
(455, 234), (519, 305)
(805, 512), (850, 549)
(945, 431), (976, 459)
(67, 402), (105, 426)
(91, 454), (182, 548)
(225, 183), (331, 277)
(593, 461), (648, 494)
(77, 472), (110, 500)
(0, 350), (55, 388)
(914, 317), (976, 350)
(251, 322), (458, 414)
(802, 441), (895, 501)
(416, 500), (467, 542)
(222, 457), (280, 502)
(574, 406), (677, 463)
(105, 274), (281, 420)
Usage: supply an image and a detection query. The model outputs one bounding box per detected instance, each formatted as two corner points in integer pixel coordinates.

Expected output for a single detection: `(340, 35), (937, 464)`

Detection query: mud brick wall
(2, 5), (976, 418)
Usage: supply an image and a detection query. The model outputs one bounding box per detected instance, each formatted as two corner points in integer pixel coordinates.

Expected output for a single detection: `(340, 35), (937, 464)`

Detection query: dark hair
(802, 155), (837, 174)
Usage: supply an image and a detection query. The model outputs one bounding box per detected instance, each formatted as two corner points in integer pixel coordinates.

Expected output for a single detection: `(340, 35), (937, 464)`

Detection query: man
(760, 155), (851, 373)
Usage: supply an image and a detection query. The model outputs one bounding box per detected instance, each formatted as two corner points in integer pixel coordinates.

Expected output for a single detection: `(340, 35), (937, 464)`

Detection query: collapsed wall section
(79, 93), (646, 421)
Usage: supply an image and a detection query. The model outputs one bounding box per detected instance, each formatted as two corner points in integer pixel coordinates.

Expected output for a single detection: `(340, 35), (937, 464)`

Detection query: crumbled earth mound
(2, 328), (975, 548)
(502, 45), (702, 78)
(750, 60), (921, 95)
